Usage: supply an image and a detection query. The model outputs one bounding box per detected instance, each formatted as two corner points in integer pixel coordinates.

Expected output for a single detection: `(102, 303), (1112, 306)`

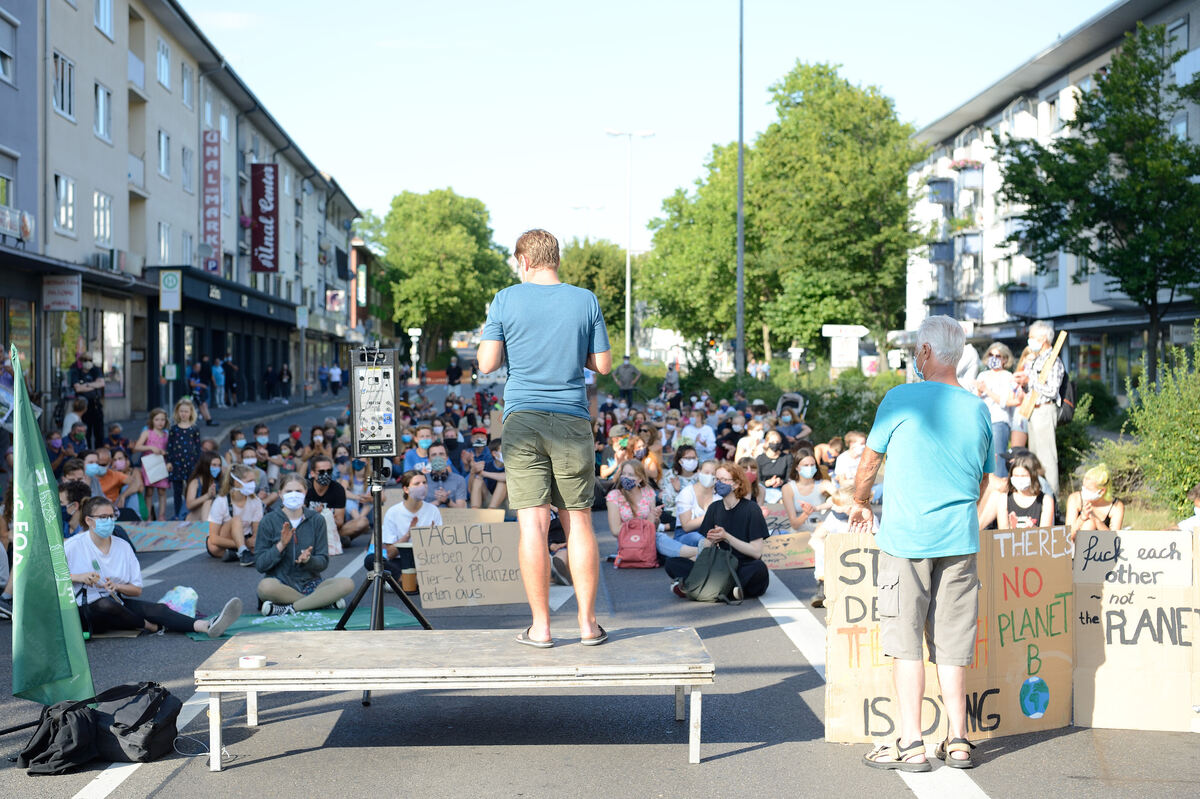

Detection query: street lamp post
(606, 128), (654, 357)
(735, 0), (746, 378)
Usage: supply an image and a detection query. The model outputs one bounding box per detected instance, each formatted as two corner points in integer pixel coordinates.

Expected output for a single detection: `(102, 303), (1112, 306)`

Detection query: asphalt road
(1, 390), (1197, 798)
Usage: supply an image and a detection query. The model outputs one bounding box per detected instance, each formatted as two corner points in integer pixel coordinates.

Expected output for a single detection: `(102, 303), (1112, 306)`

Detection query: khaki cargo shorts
(877, 550), (980, 666)
(501, 411), (595, 511)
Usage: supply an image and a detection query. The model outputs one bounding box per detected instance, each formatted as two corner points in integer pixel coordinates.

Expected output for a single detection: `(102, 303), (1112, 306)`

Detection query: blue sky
(184, 0), (1115, 255)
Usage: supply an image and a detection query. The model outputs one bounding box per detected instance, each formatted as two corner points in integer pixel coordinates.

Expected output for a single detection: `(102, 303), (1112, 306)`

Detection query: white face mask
(243, 457), (258, 467)
(696, 472), (716, 488)
(312, 435), (324, 443)
(1027, 338), (1041, 352)
(1193, 505), (1200, 518)
(1010, 475), (1032, 492)
(282, 491), (305, 510)
(1081, 488), (1104, 502)
(679, 457), (698, 472)
(235, 477), (257, 497)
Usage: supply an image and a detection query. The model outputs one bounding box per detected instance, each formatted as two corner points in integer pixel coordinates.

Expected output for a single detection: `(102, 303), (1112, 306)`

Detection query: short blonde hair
(514, 229), (559, 270)
(1083, 464), (1111, 501)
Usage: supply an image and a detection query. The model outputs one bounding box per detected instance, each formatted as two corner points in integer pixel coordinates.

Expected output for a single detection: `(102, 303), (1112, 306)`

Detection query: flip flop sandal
(515, 626), (554, 648)
(935, 737), (977, 769)
(862, 738), (931, 772)
(580, 625), (608, 646)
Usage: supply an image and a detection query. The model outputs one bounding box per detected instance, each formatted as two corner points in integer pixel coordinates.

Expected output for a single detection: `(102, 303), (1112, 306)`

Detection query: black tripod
(335, 457), (432, 705)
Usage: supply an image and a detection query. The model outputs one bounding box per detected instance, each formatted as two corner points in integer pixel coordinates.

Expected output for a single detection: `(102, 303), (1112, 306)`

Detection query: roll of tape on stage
(239, 655), (267, 669)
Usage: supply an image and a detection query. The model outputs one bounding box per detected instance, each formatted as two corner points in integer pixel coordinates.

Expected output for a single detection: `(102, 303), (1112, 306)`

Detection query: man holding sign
(851, 316), (993, 771)
(478, 229), (612, 648)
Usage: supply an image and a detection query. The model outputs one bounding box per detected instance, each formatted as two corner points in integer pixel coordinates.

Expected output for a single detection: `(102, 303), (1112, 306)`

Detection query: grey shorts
(501, 411), (595, 511)
(877, 550), (980, 666)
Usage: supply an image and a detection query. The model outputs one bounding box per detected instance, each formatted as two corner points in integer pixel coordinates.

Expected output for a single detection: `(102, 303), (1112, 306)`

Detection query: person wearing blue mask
(66, 496), (241, 637)
(402, 424), (435, 473)
(224, 429), (248, 467)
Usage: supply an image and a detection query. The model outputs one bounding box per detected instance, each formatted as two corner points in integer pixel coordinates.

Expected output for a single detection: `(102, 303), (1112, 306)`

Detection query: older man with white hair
(1013, 319), (1064, 493)
(851, 315), (994, 772)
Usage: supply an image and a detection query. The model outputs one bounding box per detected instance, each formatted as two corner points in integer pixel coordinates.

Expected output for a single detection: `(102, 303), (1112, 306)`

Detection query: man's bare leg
(561, 508), (601, 639)
(516, 504), (552, 642)
(893, 658), (927, 762)
(936, 663), (970, 760)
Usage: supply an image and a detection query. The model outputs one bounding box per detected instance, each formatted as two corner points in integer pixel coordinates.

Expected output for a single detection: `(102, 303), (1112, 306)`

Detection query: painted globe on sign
(1019, 676), (1049, 719)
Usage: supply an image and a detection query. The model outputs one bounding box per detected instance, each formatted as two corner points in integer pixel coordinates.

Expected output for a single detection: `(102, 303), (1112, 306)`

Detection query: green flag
(10, 345), (94, 705)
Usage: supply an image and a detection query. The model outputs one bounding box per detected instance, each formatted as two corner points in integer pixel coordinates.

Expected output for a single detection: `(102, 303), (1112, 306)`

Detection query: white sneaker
(260, 600), (273, 616)
(332, 598), (347, 610)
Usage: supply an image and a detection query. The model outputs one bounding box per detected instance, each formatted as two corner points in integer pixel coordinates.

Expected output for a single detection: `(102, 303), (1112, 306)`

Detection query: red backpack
(614, 518), (658, 568)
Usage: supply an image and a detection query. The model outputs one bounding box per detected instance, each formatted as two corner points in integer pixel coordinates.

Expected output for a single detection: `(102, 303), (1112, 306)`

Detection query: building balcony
(929, 240), (954, 265)
(927, 178), (955, 206)
(127, 153), (149, 198)
(924, 296), (955, 317)
(1085, 271), (1189, 310)
(127, 51), (147, 103)
(955, 231), (982, 255)
(1004, 284), (1037, 319)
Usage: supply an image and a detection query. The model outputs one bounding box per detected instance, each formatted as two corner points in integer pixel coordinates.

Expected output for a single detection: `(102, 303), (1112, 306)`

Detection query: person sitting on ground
(61, 397), (88, 438)
(81, 448), (126, 507)
(666, 461), (770, 600)
(776, 407), (813, 446)
(255, 473), (354, 615)
(185, 452), (224, 522)
(402, 424), (435, 473)
(680, 407), (717, 462)
(206, 465), (265, 566)
(110, 448), (145, 520)
(734, 418), (767, 463)
(58, 479), (135, 550)
(657, 460), (716, 560)
(103, 423), (131, 455)
(624, 434), (662, 489)
(1176, 482), (1200, 532)
(781, 448), (832, 535)
(810, 488), (876, 608)
(426, 441), (468, 508)
(240, 444), (277, 508)
(340, 457), (373, 525)
(371, 470), (443, 595)
(978, 451), (1054, 530)
(223, 428), (249, 467)
(307, 453), (369, 545)
(833, 431), (867, 489)
(815, 436), (844, 480)
(200, 438), (219, 454)
(61, 457), (87, 485)
(301, 425), (331, 468)
(67, 496), (241, 637)
(605, 459), (662, 544)
(1065, 464), (1125, 543)
(660, 445), (700, 528)
(756, 430), (793, 505)
(737, 456), (766, 507)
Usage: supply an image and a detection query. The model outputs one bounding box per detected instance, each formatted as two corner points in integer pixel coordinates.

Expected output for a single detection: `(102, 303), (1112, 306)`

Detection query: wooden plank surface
(195, 627), (714, 686)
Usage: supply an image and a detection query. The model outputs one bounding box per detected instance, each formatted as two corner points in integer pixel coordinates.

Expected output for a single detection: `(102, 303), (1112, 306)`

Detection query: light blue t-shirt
(867, 381), (994, 558)
(481, 282), (610, 422)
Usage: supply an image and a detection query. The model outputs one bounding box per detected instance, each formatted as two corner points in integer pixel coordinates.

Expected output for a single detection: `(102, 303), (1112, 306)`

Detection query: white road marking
(549, 585), (574, 611)
(758, 579), (992, 798)
(70, 691), (209, 799)
(139, 548), (205, 579)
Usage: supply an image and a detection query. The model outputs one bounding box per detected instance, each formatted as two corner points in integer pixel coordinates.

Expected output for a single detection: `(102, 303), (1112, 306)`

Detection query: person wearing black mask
(756, 431), (793, 505)
(445, 356), (464, 399)
(441, 423), (464, 473)
(307, 454), (368, 545)
(69, 353), (106, 448)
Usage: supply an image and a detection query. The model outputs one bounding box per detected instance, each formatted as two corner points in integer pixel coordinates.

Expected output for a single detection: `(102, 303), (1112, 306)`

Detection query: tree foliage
(559, 237), (627, 333)
(372, 189), (513, 358)
(996, 22), (1200, 385)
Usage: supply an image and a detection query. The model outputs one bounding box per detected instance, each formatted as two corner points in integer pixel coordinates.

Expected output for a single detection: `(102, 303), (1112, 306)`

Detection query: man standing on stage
(852, 315), (992, 772)
(477, 229), (612, 648)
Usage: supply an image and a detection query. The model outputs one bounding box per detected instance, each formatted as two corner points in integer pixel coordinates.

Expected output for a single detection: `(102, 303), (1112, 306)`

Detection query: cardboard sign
(379, 489), (504, 525)
(411, 522), (525, 608)
(1073, 529), (1200, 732)
(761, 532), (814, 570)
(825, 526), (1074, 743)
(122, 520), (215, 552)
(490, 409), (503, 436)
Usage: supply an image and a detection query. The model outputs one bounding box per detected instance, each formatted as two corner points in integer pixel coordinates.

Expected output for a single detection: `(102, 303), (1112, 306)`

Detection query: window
(181, 63), (193, 108)
(157, 129), (170, 177)
(94, 0), (112, 38)
(0, 154), (13, 207)
(1046, 98), (1060, 133)
(1173, 114), (1188, 140)
(158, 222), (170, 263)
(93, 191), (112, 245)
(53, 52), (75, 118)
(203, 90), (212, 127)
(181, 146), (194, 192)
(1042, 253), (1060, 288)
(93, 83), (111, 140)
(1078, 76), (1092, 95)
(219, 105), (229, 141)
(0, 15), (15, 84)
(182, 230), (194, 266)
(1075, 253), (1090, 279)
(101, 311), (124, 398)
(1168, 19), (1189, 59)
(283, 167), (290, 196)
(156, 38), (170, 88)
(222, 176), (231, 215)
(54, 173), (75, 232)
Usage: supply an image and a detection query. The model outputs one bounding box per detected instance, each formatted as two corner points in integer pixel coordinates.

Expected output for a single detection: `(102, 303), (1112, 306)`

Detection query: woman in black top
(665, 461), (770, 599)
(978, 450), (1055, 530)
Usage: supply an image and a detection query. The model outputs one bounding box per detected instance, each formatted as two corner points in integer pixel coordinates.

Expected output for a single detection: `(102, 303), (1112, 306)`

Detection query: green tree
(753, 62), (927, 352)
(996, 22), (1200, 385)
(559, 237), (626, 334)
(374, 189), (513, 360)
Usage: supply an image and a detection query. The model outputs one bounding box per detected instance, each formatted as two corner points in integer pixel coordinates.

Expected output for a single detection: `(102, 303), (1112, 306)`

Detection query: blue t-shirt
(867, 382), (994, 558)
(481, 282), (610, 421)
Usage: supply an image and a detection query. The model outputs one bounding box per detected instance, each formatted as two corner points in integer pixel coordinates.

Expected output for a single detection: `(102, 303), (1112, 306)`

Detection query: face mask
(418, 437), (433, 450)
(50, 437), (62, 448)
(291, 431), (302, 441)
(732, 424), (744, 433)
(830, 510), (850, 522)
(312, 435), (324, 444)
(1010, 475), (1032, 492)
(472, 439), (487, 448)
(316, 472), (333, 486)
(352, 459), (366, 471)
(1082, 488), (1104, 502)
(697, 472), (715, 488)
(429, 456), (449, 472)
(72, 432), (86, 442)
(235, 477), (257, 496)
(402, 434), (413, 443)
(799, 465), (818, 479)
(987, 355), (1003, 370)
(713, 481), (733, 498)
(1028, 338), (1040, 352)
(407, 484), (428, 501)
(766, 440), (781, 452)
(619, 476), (638, 491)
(85, 463), (106, 477)
(62, 504), (74, 524)
(82, 362), (94, 370)
(680, 457), (698, 472)
(746, 472), (757, 483)
(209, 465), (222, 478)
(493, 451), (504, 465)
(444, 439), (460, 451)
(256, 435), (270, 446)
(633, 448), (647, 459)
(113, 460), (127, 471)
(781, 415), (792, 423)
(1193, 506), (1200, 518)
(234, 438), (247, 449)
(914, 347), (927, 382)
(243, 457), (258, 467)
(93, 517), (115, 538)
(432, 426), (444, 435)
(282, 491), (306, 510)
(618, 403), (627, 410)
(281, 449), (292, 458)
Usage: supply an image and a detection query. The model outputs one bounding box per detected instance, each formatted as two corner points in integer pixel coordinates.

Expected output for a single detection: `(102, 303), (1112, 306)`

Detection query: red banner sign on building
(250, 163), (278, 273)
(201, 130), (221, 272)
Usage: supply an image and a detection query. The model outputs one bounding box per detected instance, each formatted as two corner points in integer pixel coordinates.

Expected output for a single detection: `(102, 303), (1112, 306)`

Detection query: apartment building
(904, 0), (1199, 401)
(0, 0), (362, 422)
